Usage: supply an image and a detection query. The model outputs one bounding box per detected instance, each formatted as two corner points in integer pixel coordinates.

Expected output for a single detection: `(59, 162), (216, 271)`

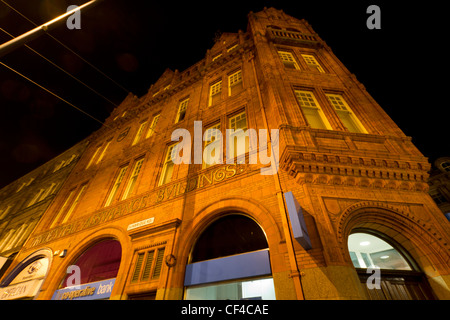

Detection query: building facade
(1, 8), (449, 300)
(0, 140), (88, 280)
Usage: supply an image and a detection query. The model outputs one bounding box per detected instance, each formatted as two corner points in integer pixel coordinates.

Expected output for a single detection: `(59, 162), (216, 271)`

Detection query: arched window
(53, 239), (121, 300)
(348, 231), (435, 300)
(185, 214), (275, 300)
(348, 232), (412, 270)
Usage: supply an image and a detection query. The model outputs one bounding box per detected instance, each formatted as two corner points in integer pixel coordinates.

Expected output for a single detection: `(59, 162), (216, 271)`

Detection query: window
(295, 90), (332, 130)
(105, 166), (128, 207)
(326, 94), (367, 133)
(28, 189), (45, 207)
(176, 99), (189, 123)
(301, 54), (324, 73)
(185, 215), (275, 300)
(132, 121), (148, 145)
(228, 112), (248, 161)
(227, 43), (238, 52)
(209, 80), (222, 106)
(441, 161), (450, 172)
(0, 205), (11, 220)
(50, 189), (76, 228)
(278, 50), (299, 69)
(96, 140), (112, 164)
(61, 184), (87, 224)
(146, 114), (160, 138)
(159, 145), (177, 186)
(212, 53), (222, 61)
(86, 145), (102, 169)
(228, 70), (243, 96)
(203, 123), (222, 168)
(131, 247), (165, 283)
(430, 189), (447, 205)
(122, 159), (144, 200)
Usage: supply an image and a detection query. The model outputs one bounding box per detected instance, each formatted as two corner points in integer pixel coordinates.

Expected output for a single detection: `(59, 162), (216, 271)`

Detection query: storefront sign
(127, 217), (154, 231)
(0, 279), (43, 300)
(284, 191), (312, 250)
(51, 278), (116, 300)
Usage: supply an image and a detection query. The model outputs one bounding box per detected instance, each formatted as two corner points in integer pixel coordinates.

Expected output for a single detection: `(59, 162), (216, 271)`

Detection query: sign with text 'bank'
(52, 278), (115, 300)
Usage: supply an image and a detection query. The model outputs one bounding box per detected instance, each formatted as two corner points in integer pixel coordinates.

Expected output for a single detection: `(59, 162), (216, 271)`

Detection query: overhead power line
(0, 61), (110, 128)
(0, 0), (131, 95)
(0, 27), (120, 109)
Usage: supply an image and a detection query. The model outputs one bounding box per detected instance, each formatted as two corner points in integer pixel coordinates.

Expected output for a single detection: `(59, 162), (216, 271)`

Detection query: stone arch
(336, 201), (450, 277)
(42, 226), (130, 299)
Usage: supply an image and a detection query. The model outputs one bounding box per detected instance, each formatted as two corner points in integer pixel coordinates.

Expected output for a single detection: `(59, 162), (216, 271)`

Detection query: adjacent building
(1, 8), (449, 300)
(0, 140), (88, 279)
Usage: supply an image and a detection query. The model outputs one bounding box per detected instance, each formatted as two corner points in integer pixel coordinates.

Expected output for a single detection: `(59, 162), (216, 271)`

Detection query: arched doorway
(184, 214), (276, 300)
(52, 239), (122, 300)
(348, 230), (436, 300)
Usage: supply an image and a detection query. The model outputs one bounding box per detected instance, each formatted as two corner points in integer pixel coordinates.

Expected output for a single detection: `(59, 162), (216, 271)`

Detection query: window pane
(186, 278), (275, 300)
(348, 233), (412, 270)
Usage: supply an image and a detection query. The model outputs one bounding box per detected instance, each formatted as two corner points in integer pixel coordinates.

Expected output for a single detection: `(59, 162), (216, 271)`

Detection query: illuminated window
(61, 184), (87, 224)
(96, 140), (112, 164)
(132, 121), (148, 145)
(86, 145), (102, 169)
(122, 159), (144, 200)
(348, 232), (412, 270)
(278, 50), (299, 69)
(159, 144), (177, 186)
(228, 112), (248, 161)
(212, 53), (222, 61)
(301, 54), (324, 73)
(228, 70), (243, 96)
(146, 114), (160, 138)
(295, 90), (332, 130)
(209, 80), (222, 106)
(105, 166), (128, 207)
(176, 99), (189, 123)
(326, 94), (367, 133)
(203, 123), (222, 168)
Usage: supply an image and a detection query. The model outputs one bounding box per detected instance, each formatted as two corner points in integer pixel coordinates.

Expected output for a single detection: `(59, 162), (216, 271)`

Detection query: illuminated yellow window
(203, 123), (222, 168)
(209, 80), (222, 106)
(326, 94), (367, 133)
(122, 159), (144, 200)
(301, 54), (324, 73)
(105, 166), (128, 207)
(159, 144), (177, 186)
(278, 51), (299, 69)
(146, 114), (160, 138)
(228, 112), (248, 161)
(132, 121), (148, 145)
(228, 70), (243, 96)
(295, 90), (332, 130)
(176, 99), (189, 123)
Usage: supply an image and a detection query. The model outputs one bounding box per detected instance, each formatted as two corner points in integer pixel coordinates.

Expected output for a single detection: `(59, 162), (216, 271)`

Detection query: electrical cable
(0, 61), (110, 128)
(0, 27), (119, 109)
(1, 0), (131, 95)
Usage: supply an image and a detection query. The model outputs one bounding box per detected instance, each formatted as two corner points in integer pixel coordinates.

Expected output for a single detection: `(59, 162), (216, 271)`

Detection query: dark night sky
(0, 0), (448, 188)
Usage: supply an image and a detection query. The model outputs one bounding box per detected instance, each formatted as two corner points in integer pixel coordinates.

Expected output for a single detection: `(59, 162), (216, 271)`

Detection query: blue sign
(284, 192), (312, 250)
(51, 278), (116, 300)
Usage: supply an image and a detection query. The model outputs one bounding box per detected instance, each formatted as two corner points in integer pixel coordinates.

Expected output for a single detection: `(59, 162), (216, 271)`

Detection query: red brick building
(1, 7), (449, 300)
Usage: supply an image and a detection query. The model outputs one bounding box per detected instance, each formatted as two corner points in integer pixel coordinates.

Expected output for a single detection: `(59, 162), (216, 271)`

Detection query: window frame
(209, 79), (223, 106)
(228, 69), (243, 96)
(105, 165), (129, 207)
(301, 54), (325, 73)
(176, 99), (189, 123)
(294, 90), (332, 130)
(159, 144), (178, 186)
(121, 158), (145, 200)
(277, 50), (300, 70)
(132, 121), (148, 145)
(325, 93), (368, 133)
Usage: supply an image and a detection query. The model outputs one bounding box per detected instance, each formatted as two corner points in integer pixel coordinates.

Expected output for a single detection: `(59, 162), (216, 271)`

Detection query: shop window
(61, 240), (121, 286)
(348, 231), (436, 300)
(184, 215), (276, 300)
(348, 233), (412, 270)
